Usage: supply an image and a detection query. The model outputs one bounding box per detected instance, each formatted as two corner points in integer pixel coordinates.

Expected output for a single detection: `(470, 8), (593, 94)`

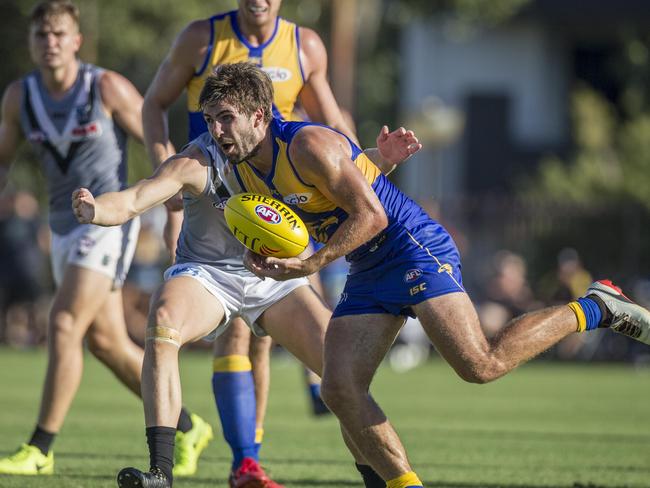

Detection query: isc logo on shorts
(403, 268), (423, 283)
(255, 205), (282, 224)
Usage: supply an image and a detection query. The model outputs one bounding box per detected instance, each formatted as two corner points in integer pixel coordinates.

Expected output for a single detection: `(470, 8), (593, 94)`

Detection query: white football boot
(584, 280), (650, 345)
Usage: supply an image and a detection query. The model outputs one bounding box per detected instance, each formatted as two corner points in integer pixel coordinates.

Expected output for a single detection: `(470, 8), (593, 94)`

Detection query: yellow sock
(568, 301), (587, 332)
(255, 427), (264, 444)
(386, 471), (423, 488)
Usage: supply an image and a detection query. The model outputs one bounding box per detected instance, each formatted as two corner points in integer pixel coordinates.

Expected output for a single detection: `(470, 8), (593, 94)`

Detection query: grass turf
(0, 346), (649, 487)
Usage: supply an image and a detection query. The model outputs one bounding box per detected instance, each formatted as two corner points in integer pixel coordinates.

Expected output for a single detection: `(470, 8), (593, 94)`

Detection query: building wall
(399, 18), (569, 199)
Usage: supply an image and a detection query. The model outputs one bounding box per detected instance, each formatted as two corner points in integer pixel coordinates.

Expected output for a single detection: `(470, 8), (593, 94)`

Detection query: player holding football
(71, 120), (419, 488)
(142, 0), (358, 483)
(198, 62), (650, 488)
(0, 0), (210, 477)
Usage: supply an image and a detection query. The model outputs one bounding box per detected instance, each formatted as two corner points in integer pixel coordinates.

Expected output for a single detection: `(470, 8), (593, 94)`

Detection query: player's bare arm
(99, 70), (145, 144)
(72, 144), (209, 226)
(0, 81), (24, 190)
(298, 27), (358, 144)
(246, 127), (387, 280)
(143, 19), (211, 168)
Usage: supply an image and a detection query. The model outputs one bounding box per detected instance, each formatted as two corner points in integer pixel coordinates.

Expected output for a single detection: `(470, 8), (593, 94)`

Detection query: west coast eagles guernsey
(228, 118), (465, 317)
(228, 119), (444, 270)
(187, 10), (304, 140)
(19, 63), (128, 235)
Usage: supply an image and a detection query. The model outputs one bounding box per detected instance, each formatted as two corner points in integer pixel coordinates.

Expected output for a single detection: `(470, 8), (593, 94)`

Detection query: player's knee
(215, 322), (250, 355)
(454, 357), (503, 384)
(150, 301), (175, 330)
(48, 309), (79, 342)
(320, 374), (357, 412)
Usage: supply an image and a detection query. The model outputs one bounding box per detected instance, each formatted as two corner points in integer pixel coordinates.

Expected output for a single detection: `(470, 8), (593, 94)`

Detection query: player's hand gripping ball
(224, 193), (309, 258)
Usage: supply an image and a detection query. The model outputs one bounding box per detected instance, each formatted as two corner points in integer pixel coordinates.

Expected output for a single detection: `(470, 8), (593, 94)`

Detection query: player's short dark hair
(199, 62), (274, 123)
(30, 1), (80, 29)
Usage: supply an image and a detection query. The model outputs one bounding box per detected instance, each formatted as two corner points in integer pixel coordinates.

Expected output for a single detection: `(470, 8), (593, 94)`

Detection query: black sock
(146, 426), (176, 483)
(355, 463), (385, 488)
(28, 425), (56, 455)
(176, 407), (193, 433)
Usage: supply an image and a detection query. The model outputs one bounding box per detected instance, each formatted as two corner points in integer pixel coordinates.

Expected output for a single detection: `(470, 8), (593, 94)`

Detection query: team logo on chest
(262, 67), (292, 82)
(283, 193), (312, 205)
(76, 103), (92, 125)
(255, 204), (282, 224)
(212, 199), (228, 210)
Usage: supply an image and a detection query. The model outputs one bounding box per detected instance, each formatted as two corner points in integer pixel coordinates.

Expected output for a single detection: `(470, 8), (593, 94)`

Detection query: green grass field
(1, 347), (649, 488)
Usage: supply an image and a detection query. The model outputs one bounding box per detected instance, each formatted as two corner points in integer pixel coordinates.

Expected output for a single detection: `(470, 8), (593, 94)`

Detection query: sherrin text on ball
(224, 193), (309, 258)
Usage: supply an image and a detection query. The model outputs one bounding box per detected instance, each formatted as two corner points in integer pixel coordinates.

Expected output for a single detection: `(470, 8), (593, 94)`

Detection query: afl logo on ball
(404, 269), (423, 283)
(255, 204), (282, 224)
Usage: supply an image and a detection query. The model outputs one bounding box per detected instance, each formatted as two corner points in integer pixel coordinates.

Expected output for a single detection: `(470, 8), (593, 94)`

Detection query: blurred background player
(142, 0), (357, 484)
(0, 0), (210, 476)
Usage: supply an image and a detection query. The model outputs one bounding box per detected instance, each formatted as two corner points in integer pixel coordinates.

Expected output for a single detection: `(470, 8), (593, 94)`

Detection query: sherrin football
(224, 193), (310, 258)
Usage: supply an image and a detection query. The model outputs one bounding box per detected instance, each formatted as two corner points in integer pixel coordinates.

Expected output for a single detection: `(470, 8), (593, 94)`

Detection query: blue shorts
(332, 220), (464, 318)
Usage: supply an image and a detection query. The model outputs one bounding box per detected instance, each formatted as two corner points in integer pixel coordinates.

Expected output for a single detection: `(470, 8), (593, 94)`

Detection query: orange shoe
(229, 457), (284, 488)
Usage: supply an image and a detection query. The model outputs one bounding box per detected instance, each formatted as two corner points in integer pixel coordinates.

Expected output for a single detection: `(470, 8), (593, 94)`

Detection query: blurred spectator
(538, 247), (598, 360)
(0, 191), (51, 346)
(477, 250), (541, 337)
(539, 247), (593, 304)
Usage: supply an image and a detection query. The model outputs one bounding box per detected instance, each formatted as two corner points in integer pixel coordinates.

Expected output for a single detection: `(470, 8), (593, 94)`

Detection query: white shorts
(50, 219), (140, 289)
(164, 262), (309, 340)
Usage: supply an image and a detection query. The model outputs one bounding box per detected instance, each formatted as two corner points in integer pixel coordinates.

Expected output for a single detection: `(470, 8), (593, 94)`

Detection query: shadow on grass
(399, 426), (650, 446)
(52, 451), (232, 463)
(261, 455), (650, 475)
(271, 480), (628, 488)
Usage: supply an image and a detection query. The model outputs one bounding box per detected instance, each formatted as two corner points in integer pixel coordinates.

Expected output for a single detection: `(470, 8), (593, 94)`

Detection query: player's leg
(414, 280), (650, 383)
(303, 267), (330, 416)
(118, 275), (225, 488)
(318, 313), (424, 487)
(0, 265), (113, 475)
(249, 333), (272, 456)
(86, 289), (143, 394)
(258, 285), (385, 488)
(86, 288), (212, 478)
(212, 318), (259, 477)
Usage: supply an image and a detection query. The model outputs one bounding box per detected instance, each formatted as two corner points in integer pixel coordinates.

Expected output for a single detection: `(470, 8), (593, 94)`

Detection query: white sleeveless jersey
(19, 63), (128, 235)
(175, 132), (250, 273)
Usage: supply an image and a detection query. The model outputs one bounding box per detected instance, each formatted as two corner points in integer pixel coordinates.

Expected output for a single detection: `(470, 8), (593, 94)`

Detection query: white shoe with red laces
(585, 280), (650, 345)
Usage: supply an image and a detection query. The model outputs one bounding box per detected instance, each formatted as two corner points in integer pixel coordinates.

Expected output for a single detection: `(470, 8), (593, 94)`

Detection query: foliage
(527, 85), (650, 212)
(2, 0), (532, 193)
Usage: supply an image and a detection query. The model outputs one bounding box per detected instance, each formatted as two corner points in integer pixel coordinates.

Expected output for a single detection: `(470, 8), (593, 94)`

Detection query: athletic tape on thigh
(145, 326), (181, 347)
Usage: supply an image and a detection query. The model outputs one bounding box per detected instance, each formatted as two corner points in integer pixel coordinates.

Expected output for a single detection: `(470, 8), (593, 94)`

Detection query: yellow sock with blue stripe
(254, 428), (264, 458)
(212, 355), (257, 470)
(568, 297), (602, 332)
(386, 471), (423, 488)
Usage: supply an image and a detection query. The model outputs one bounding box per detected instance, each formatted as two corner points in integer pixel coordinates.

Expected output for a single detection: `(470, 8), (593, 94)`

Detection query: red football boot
(229, 457), (285, 488)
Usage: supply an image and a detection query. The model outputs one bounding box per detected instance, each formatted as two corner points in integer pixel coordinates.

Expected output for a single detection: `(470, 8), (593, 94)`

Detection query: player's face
(204, 102), (263, 165)
(29, 14), (81, 71)
(238, 0), (282, 27)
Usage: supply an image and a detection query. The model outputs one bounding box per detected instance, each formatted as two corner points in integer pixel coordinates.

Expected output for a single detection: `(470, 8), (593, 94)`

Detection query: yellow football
(224, 193), (310, 258)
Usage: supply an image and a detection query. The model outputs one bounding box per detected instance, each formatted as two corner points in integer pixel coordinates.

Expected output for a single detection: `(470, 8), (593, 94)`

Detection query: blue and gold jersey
(230, 118), (437, 269)
(230, 118), (464, 316)
(230, 118), (380, 244)
(187, 10), (305, 140)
